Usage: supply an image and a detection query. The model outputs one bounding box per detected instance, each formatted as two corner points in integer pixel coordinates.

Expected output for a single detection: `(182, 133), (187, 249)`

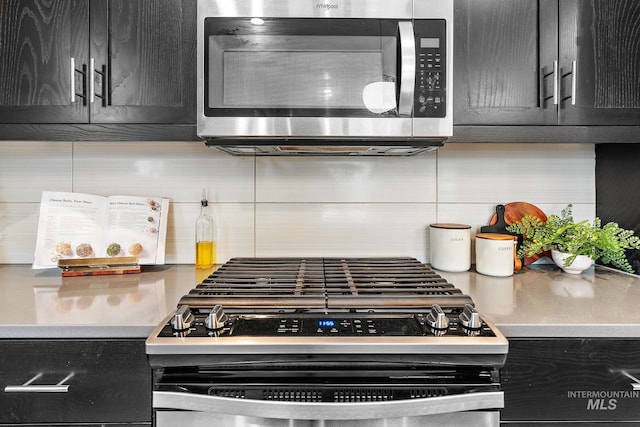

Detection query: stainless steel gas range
(146, 257), (508, 427)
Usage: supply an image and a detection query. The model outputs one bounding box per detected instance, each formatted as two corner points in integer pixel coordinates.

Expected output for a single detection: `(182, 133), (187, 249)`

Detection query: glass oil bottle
(195, 189), (216, 269)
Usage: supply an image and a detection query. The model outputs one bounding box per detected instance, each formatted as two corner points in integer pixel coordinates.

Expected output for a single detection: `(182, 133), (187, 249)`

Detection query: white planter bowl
(551, 250), (594, 274)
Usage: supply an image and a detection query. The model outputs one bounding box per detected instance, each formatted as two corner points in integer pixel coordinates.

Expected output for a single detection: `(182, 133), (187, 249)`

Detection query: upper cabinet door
(89, 0), (196, 123)
(559, 0), (640, 125)
(454, 0), (559, 125)
(0, 0), (88, 123)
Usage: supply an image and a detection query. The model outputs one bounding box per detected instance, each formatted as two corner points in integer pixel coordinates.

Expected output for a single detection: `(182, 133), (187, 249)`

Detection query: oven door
(197, 0), (451, 140)
(152, 356), (503, 427)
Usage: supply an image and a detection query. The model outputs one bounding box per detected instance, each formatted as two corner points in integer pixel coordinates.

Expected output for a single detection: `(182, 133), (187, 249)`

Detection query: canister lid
(430, 223), (471, 229)
(476, 233), (515, 240)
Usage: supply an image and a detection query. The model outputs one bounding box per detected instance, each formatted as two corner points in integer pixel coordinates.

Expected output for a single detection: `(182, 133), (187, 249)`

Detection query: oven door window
(205, 18), (401, 117)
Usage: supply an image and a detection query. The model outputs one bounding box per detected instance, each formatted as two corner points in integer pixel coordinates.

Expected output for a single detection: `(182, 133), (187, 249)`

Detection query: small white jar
(429, 223), (471, 272)
(475, 233), (517, 277)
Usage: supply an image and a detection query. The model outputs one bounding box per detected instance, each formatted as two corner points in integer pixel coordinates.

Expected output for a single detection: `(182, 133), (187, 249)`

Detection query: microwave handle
(153, 390), (503, 419)
(397, 21), (416, 116)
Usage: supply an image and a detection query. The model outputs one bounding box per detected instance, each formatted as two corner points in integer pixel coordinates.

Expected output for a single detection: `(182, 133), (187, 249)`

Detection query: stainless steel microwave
(197, 0), (453, 155)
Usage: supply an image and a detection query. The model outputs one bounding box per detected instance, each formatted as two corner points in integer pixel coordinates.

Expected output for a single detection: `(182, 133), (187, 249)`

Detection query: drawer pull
(619, 370), (640, 391)
(4, 372), (74, 393)
(553, 60), (558, 105)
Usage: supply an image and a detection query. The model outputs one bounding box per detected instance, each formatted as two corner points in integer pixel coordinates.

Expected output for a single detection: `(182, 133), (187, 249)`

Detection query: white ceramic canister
(475, 233), (517, 277)
(429, 223), (471, 272)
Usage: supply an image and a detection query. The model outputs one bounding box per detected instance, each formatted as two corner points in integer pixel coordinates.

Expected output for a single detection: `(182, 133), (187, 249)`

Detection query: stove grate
(180, 257), (473, 310)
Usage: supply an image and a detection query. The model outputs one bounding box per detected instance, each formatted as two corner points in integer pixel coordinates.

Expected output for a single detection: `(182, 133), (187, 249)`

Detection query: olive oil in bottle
(195, 189), (216, 269)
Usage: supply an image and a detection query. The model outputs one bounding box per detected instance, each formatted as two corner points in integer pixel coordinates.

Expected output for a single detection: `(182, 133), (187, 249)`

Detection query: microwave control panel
(414, 20), (447, 118)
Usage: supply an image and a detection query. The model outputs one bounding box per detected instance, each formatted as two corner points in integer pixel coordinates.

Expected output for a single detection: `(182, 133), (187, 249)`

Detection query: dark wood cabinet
(0, 0), (195, 125)
(0, 0), (89, 123)
(89, 0), (196, 123)
(0, 339), (151, 425)
(454, 0), (558, 125)
(455, 0), (640, 127)
(501, 339), (640, 425)
(559, 0), (640, 125)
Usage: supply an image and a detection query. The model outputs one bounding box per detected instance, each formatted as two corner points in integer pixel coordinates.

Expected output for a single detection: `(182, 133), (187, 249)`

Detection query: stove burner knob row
(459, 304), (482, 329)
(172, 305), (194, 331)
(426, 304), (449, 329)
(206, 304), (228, 330)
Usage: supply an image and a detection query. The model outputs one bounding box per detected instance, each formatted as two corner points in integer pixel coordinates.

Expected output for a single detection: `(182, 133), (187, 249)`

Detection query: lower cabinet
(501, 338), (640, 425)
(0, 339), (151, 425)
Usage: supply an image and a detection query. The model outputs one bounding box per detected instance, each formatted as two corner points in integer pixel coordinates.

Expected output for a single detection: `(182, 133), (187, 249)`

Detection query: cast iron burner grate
(178, 257), (473, 310)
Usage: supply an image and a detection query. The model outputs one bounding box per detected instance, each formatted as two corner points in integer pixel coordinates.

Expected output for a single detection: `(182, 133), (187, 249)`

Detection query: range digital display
(317, 319), (336, 328)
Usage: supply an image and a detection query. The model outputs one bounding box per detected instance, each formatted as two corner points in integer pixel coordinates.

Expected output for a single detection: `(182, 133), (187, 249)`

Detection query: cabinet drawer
(501, 339), (640, 422)
(0, 339), (151, 424)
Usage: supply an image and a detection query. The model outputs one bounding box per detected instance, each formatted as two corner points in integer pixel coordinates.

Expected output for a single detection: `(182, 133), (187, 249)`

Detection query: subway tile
(255, 203), (436, 262)
(73, 141), (255, 203)
(0, 203), (40, 263)
(256, 154), (437, 203)
(0, 141), (72, 202)
(535, 203), (595, 221)
(437, 143), (595, 203)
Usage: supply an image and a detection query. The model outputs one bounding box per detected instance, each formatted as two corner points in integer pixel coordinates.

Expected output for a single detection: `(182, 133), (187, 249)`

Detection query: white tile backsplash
(255, 203), (435, 262)
(437, 143), (595, 203)
(0, 141), (596, 265)
(0, 141), (73, 202)
(0, 203), (40, 263)
(256, 154), (437, 203)
(72, 141), (255, 202)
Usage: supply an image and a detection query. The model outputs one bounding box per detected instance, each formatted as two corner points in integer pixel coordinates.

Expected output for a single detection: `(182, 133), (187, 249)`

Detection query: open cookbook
(33, 191), (169, 269)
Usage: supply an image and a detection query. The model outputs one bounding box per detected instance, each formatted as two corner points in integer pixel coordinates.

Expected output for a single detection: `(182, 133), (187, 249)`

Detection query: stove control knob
(206, 305), (228, 330)
(426, 304), (449, 329)
(172, 305), (194, 331)
(459, 304), (482, 329)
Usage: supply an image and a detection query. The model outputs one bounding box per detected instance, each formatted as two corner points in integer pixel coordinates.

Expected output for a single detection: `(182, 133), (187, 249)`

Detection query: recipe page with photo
(33, 191), (169, 269)
(101, 196), (166, 264)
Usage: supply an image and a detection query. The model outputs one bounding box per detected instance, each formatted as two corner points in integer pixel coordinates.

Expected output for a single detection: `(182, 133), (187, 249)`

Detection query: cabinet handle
(571, 60), (577, 105)
(70, 58), (76, 103)
(553, 60), (558, 105)
(154, 390), (504, 419)
(4, 372), (74, 393)
(541, 61), (558, 106)
(560, 61), (577, 105)
(89, 58), (95, 104)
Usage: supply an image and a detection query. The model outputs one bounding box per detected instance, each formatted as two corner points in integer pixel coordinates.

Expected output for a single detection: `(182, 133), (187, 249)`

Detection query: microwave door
(200, 18), (413, 139)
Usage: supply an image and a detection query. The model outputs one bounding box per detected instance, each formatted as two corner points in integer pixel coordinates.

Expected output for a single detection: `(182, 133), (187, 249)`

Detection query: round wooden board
(489, 202), (549, 264)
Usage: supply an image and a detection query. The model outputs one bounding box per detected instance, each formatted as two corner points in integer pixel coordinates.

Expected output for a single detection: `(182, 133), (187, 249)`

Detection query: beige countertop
(0, 264), (212, 339)
(1, 263), (639, 339)
(437, 264), (640, 338)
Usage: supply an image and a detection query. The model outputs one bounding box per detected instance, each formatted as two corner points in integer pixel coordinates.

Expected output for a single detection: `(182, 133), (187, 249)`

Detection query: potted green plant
(506, 204), (640, 274)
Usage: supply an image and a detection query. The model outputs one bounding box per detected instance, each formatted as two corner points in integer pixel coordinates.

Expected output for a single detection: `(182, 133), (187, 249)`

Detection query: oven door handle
(153, 391), (503, 420)
(397, 21), (416, 116)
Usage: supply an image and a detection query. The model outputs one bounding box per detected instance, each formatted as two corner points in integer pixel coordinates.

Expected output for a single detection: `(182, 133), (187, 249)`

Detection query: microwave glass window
(207, 25), (399, 116)
(221, 49), (384, 109)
